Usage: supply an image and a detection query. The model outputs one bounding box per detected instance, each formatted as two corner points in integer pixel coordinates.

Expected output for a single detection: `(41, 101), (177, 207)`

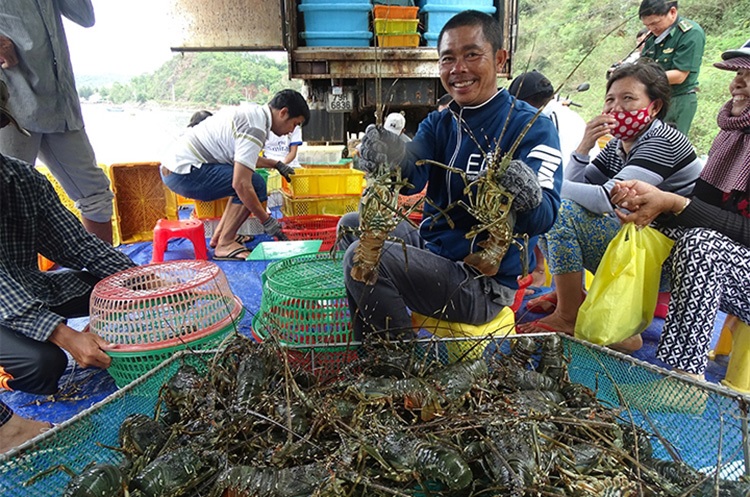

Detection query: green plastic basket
(256, 252), (353, 349)
(0, 351), (211, 497)
(90, 261), (243, 347)
(106, 309), (243, 388)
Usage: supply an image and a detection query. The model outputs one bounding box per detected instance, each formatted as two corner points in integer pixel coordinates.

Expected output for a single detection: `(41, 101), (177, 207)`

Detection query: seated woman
(520, 61), (702, 342)
(610, 40), (750, 378)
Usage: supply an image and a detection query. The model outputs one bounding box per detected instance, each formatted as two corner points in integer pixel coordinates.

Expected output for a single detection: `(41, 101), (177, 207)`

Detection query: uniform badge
(678, 20), (693, 32)
(664, 48), (674, 54)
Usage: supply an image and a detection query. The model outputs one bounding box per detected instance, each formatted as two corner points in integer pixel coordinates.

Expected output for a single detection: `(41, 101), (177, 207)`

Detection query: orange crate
(281, 191), (360, 217)
(108, 162), (178, 244)
(377, 33), (420, 47)
(38, 254), (57, 272)
(372, 5), (419, 19)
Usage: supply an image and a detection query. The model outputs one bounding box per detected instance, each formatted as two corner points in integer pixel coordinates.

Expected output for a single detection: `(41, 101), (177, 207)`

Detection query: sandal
(526, 292), (558, 314)
(210, 234), (255, 249)
(526, 291), (586, 314)
(213, 247), (251, 261)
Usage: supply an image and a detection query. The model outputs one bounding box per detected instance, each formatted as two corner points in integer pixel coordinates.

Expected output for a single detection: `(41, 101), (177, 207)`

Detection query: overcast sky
(63, 1), (175, 77)
(64, 0), (285, 79)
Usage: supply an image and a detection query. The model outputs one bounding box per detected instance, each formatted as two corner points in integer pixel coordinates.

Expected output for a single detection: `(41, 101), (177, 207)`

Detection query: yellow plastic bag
(575, 223), (674, 345)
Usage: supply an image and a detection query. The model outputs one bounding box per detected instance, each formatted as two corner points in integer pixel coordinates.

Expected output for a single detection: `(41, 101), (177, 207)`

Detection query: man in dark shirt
(0, 81), (136, 453)
(639, 0), (705, 135)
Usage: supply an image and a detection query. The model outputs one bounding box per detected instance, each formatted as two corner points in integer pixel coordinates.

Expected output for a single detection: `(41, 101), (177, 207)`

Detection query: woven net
(1, 336), (748, 496)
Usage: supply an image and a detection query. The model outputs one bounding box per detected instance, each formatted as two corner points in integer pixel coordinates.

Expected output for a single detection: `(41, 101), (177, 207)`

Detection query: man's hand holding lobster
(492, 159), (542, 213)
(465, 159), (542, 276)
(356, 124), (406, 175)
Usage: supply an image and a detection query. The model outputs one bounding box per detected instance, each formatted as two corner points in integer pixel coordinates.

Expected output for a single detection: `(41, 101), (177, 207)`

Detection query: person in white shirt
(509, 71), (594, 290)
(263, 125), (303, 167)
(161, 90), (309, 260)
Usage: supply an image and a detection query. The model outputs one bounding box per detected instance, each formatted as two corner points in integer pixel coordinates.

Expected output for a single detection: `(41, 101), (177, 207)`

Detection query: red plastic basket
(279, 215), (341, 251)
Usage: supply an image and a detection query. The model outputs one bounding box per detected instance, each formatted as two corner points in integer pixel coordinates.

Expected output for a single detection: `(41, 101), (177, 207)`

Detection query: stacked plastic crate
(419, 0), (496, 47)
(373, 4), (420, 47)
(299, 0), (373, 47)
(190, 169), (282, 238)
(281, 167), (365, 217)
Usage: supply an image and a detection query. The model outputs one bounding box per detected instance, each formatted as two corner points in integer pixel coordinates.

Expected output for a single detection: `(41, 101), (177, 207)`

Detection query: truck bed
(290, 47), (441, 80)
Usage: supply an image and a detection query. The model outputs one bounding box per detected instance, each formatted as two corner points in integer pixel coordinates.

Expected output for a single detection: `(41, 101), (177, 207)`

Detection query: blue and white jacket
(401, 90), (563, 289)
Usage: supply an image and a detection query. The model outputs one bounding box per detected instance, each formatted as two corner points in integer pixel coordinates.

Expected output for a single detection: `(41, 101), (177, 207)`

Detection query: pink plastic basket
(89, 260), (243, 350)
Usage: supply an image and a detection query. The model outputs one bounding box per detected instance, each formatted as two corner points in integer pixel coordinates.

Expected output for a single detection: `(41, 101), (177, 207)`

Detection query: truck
(167, 0), (518, 144)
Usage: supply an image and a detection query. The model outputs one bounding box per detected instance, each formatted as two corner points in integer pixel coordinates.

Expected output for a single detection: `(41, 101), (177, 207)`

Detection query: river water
(80, 103), (196, 166)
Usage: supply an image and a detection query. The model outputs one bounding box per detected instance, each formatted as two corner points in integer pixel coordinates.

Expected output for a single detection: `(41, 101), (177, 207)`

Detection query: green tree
(103, 52), (301, 108)
(78, 86), (94, 100)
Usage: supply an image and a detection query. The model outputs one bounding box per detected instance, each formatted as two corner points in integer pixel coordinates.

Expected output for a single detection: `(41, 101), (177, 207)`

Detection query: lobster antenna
(491, 34), (539, 166)
(551, 13), (638, 99)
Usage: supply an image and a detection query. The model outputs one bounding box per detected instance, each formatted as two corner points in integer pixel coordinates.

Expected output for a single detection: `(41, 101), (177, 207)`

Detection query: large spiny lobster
(349, 163), (419, 285)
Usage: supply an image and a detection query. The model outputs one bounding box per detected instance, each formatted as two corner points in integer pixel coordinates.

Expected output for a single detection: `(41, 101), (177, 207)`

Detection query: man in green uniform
(639, 0), (705, 135)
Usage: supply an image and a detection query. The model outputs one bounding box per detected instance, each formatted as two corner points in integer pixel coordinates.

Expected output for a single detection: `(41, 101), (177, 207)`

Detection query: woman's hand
(610, 179), (684, 226)
(576, 114), (616, 155)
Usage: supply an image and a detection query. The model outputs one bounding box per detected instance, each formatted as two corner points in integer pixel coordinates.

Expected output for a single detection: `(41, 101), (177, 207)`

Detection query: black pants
(0, 271), (101, 396)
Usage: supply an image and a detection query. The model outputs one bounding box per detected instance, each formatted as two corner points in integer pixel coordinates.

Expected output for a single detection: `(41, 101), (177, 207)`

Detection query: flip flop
(209, 234), (255, 249)
(523, 286), (545, 297)
(213, 247), (251, 261)
(516, 319), (560, 334)
(526, 292), (557, 314)
(235, 234), (254, 245)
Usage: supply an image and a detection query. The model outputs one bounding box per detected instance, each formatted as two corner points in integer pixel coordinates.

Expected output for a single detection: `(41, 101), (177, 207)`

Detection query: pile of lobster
(35, 334), (749, 496)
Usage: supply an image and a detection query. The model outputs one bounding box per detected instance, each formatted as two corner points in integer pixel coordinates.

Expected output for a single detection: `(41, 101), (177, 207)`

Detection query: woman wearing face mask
(520, 60), (702, 343)
(609, 40), (750, 382)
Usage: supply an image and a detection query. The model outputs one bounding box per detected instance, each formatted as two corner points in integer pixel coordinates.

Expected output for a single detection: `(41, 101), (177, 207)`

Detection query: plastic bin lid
(248, 240), (323, 260)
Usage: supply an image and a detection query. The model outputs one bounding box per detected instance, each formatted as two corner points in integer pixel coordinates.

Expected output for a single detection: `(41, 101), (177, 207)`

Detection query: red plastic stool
(152, 219), (208, 263)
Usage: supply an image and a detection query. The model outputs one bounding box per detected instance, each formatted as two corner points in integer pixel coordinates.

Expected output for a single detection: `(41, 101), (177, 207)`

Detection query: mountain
(515, 0), (750, 154)
(79, 52), (301, 109)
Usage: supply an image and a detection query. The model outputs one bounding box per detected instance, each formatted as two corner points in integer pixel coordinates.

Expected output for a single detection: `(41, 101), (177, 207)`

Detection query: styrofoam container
(297, 145), (347, 164)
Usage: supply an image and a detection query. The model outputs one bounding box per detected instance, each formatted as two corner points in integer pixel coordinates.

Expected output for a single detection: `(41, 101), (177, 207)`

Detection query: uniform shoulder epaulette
(678, 19), (693, 32)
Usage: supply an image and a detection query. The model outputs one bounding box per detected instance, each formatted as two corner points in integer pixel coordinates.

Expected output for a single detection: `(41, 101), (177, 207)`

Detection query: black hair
(636, 27), (650, 38)
(437, 10), (503, 53)
(639, 0), (678, 18)
(269, 89), (310, 127)
(606, 60), (671, 120)
(508, 70), (555, 109)
(187, 110), (212, 128)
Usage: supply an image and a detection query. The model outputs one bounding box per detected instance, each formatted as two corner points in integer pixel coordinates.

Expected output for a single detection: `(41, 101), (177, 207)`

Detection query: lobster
(348, 165), (420, 285)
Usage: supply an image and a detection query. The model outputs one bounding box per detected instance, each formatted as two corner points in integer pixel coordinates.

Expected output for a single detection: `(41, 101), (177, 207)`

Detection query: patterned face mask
(608, 102), (654, 140)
